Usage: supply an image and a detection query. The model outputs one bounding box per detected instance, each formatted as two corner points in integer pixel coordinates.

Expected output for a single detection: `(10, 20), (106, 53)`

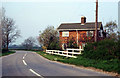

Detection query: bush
(82, 39), (119, 60)
(115, 38), (120, 59)
(2, 49), (9, 53)
(47, 41), (60, 50)
(42, 46), (47, 52)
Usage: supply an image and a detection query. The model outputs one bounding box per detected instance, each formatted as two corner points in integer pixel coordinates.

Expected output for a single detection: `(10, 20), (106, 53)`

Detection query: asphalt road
(1, 51), (117, 78)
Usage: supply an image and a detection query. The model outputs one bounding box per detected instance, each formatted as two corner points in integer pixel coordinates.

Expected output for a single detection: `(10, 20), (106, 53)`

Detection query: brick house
(57, 16), (106, 49)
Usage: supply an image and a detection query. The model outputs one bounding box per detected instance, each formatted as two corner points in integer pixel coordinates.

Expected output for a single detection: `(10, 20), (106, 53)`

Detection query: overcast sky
(2, 0), (119, 45)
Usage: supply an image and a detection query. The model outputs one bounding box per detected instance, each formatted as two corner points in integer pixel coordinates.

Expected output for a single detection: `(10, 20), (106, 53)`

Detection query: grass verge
(35, 51), (120, 74)
(0, 50), (16, 57)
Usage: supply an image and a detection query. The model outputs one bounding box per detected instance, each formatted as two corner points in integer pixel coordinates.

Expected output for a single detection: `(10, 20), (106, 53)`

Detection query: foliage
(42, 46), (47, 52)
(0, 50), (15, 57)
(67, 37), (77, 48)
(104, 21), (117, 39)
(48, 41), (60, 50)
(79, 33), (94, 43)
(82, 39), (120, 60)
(105, 21), (117, 33)
(38, 26), (59, 50)
(36, 51), (65, 61)
(2, 48), (9, 53)
(21, 37), (36, 50)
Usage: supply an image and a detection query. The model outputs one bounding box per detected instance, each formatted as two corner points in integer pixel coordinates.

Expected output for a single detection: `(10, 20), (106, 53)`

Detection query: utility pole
(95, 0), (98, 42)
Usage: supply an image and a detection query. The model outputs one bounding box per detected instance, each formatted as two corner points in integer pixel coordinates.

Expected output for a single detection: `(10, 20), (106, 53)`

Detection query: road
(1, 51), (117, 78)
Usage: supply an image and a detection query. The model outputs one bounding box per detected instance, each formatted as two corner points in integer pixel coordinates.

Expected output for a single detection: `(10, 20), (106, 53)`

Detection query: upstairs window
(87, 31), (93, 37)
(62, 31), (69, 37)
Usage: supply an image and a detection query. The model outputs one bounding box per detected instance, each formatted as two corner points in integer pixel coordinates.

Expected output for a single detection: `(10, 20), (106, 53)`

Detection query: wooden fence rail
(46, 48), (84, 58)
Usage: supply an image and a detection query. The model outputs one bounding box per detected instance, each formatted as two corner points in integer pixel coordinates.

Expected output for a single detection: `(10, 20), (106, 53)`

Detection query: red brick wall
(59, 31), (87, 47)
(59, 31), (77, 44)
(59, 30), (102, 48)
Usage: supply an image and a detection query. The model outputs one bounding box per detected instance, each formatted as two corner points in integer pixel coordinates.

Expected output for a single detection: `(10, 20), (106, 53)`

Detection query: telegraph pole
(95, 0), (98, 42)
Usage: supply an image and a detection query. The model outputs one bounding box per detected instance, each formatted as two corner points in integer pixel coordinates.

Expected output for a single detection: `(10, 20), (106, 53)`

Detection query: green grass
(36, 51), (120, 74)
(35, 51), (66, 61)
(0, 50), (16, 57)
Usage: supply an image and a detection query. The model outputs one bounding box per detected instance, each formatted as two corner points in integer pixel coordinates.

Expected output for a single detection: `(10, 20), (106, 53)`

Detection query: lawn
(0, 50), (16, 57)
(35, 51), (120, 74)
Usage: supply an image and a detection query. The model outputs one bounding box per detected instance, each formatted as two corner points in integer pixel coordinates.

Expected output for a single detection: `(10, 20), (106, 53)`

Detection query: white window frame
(62, 31), (69, 37)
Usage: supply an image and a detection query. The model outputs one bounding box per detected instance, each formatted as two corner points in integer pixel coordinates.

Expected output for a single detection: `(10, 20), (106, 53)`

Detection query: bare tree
(104, 21), (119, 40)
(0, 8), (2, 51)
(2, 8), (20, 51)
(105, 21), (117, 35)
(21, 37), (36, 50)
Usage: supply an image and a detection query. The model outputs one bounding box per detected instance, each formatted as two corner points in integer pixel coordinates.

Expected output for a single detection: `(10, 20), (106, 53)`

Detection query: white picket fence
(46, 48), (84, 58)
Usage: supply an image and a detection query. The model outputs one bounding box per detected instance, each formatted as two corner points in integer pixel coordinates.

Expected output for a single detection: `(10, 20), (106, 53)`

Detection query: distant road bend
(1, 51), (117, 78)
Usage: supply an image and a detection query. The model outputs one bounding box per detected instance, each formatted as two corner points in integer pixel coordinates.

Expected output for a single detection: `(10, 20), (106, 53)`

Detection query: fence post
(79, 46), (82, 54)
(72, 49), (74, 56)
(64, 50), (67, 57)
(51, 51), (52, 54)
(62, 51), (64, 55)
(46, 48), (84, 58)
(57, 50), (59, 55)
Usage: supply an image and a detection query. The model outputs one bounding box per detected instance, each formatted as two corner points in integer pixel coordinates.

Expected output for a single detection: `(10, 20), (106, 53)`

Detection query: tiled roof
(57, 22), (102, 30)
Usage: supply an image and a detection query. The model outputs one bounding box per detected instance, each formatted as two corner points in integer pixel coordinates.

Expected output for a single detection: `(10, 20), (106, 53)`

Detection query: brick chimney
(81, 16), (86, 25)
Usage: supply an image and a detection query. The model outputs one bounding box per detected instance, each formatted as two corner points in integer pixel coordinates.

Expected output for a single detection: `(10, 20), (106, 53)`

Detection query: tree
(21, 37), (36, 50)
(38, 26), (59, 50)
(0, 8), (2, 51)
(104, 21), (117, 38)
(2, 8), (20, 51)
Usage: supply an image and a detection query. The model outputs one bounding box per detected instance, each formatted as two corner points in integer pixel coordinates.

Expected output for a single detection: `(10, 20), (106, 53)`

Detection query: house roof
(57, 22), (103, 31)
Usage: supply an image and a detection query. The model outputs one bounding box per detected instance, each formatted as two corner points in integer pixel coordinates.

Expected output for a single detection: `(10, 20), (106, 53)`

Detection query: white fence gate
(46, 47), (84, 58)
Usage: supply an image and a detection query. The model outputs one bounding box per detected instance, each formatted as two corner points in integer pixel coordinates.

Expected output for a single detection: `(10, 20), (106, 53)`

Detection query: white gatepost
(79, 46), (82, 54)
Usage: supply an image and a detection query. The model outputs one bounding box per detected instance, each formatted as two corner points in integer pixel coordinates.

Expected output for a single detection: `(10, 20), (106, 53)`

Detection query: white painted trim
(76, 30), (78, 46)
(58, 28), (100, 31)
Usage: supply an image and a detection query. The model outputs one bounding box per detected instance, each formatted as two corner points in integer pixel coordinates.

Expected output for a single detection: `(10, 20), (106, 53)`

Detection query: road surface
(1, 51), (116, 78)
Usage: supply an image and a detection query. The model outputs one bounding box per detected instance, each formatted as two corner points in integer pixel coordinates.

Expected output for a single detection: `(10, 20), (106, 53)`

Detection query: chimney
(81, 16), (86, 25)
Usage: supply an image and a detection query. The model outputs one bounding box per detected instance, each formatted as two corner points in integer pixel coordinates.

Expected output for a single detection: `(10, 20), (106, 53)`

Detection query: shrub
(115, 38), (120, 59)
(42, 46), (47, 52)
(47, 41), (60, 50)
(2, 49), (9, 53)
(82, 39), (119, 60)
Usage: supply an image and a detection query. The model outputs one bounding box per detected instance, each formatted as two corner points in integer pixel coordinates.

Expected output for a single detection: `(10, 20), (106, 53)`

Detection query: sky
(1, 0), (119, 45)
(118, 1), (120, 31)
